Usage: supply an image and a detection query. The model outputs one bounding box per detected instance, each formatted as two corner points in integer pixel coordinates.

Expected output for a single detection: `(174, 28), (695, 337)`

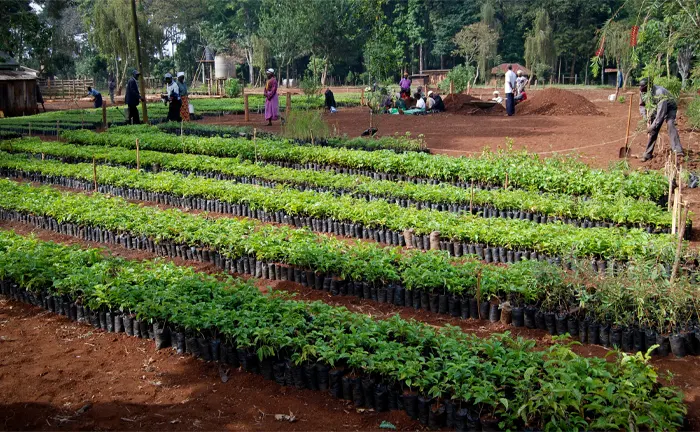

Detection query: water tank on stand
(214, 55), (236, 80)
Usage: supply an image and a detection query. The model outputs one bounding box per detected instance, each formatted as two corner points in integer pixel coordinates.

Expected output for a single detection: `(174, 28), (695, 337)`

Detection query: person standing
(264, 68), (279, 126)
(515, 70), (528, 96)
(504, 65), (516, 116)
(87, 86), (103, 108)
(639, 78), (684, 162)
(164, 73), (181, 122)
(108, 74), (116, 104)
(176, 72), (190, 121)
(399, 72), (411, 96)
(125, 70), (144, 125)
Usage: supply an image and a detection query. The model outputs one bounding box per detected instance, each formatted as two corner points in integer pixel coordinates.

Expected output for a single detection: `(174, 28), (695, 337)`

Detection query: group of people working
(391, 72), (444, 114)
(495, 65), (528, 115)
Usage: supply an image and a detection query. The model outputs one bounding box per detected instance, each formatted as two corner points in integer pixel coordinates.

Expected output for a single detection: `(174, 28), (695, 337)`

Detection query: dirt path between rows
(2, 222), (700, 430)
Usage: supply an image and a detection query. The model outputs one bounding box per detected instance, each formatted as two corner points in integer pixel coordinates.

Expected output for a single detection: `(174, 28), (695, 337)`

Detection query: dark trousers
(167, 99), (182, 122)
(506, 93), (515, 116)
(644, 106), (683, 159)
(127, 104), (140, 125)
(93, 94), (103, 108)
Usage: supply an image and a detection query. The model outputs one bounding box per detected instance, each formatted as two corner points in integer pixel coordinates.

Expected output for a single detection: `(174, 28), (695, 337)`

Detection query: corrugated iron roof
(0, 70), (38, 81)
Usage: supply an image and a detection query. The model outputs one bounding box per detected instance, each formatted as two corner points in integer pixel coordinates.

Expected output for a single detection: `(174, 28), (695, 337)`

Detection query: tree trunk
(419, 44), (424, 73)
(557, 57), (562, 84)
(322, 59), (328, 86)
(286, 63), (290, 88)
(246, 47), (254, 85)
(440, 55), (444, 69)
(569, 55), (576, 83)
(677, 46), (692, 88)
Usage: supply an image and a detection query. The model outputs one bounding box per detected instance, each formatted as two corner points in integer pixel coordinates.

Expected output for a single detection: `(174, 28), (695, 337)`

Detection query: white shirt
(416, 98), (426, 110)
(167, 81), (180, 100)
(492, 96), (503, 104)
(505, 70), (516, 94)
(426, 97), (435, 109)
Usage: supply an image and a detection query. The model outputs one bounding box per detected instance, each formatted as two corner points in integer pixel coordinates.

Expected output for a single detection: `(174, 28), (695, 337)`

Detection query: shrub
(438, 64), (475, 94)
(687, 97), (700, 130)
(225, 78), (241, 98)
(282, 110), (329, 141)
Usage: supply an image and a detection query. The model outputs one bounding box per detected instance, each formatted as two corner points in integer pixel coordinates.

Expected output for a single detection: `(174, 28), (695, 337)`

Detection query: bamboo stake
(102, 103), (107, 129)
(469, 181), (474, 214)
(244, 94), (249, 122)
(92, 156), (98, 192)
(670, 202), (689, 283)
(667, 165), (675, 211)
(41, 153), (45, 160)
(623, 94), (633, 159)
(672, 186), (679, 234)
(504, 172), (509, 189)
(253, 128), (258, 163)
(136, 139), (140, 170)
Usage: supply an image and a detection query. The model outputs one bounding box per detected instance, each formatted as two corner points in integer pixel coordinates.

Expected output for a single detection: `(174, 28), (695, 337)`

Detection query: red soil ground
(516, 88), (601, 116)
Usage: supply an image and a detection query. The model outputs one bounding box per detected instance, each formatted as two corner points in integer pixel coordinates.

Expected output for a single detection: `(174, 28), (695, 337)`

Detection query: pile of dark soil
(517, 88), (601, 116)
(443, 94), (506, 115)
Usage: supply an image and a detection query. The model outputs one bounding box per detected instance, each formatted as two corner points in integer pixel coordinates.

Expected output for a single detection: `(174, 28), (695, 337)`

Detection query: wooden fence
(38, 78), (95, 100)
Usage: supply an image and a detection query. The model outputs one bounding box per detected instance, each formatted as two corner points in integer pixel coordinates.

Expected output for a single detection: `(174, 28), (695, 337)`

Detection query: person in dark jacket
(431, 91), (445, 112)
(639, 78), (683, 162)
(164, 73), (181, 122)
(125, 70), (144, 124)
(324, 88), (336, 111)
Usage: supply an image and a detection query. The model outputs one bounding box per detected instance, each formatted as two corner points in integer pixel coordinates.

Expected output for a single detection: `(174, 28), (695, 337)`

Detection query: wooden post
(92, 156), (98, 192)
(285, 92), (291, 119)
(136, 139), (140, 170)
(244, 94), (249, 122)
(449, 80), (454, 96)
(504, 172), (509, 189)
(469, 181), (474, 214)
(102, 103), (107, 129)
(670, 202), (689, 282)
(361, 88), (365, 105)
(623, 94), (633, 159)
(667, 165), (675, 211)
(56, 121), (60, 137)
(253, 128), (257, 163)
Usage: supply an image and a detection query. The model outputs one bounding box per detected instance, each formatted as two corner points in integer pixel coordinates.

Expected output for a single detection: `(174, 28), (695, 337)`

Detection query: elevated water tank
(214, 55), (236, 79)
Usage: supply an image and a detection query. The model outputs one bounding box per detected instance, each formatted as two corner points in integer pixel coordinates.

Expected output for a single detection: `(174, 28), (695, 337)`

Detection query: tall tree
(452, 22), (498, 83)
(258, 0), (312, 86)
(524, 10), (555, 71)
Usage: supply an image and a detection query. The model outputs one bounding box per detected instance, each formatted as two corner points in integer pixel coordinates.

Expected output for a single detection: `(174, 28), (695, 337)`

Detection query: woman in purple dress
(264, 68), (279, 126)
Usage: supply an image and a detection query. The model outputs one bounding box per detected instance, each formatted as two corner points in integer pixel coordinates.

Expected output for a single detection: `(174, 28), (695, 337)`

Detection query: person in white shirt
(164, 73), (181, 122)
(491, 91), (503, 104)
(504, 64), (516, 116)
(414, 92), (426, 110)
(426, 91), (436, 110)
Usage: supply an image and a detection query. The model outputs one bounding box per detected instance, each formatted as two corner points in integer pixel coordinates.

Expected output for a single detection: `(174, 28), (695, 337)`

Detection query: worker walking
(87, 86), (103, 108)
(164, 73), (181, 122)
(125, 70), (145, 125)
(177, 72), (190, 121)
(504, 65), (516, 116)
(639, 78), (683, 162)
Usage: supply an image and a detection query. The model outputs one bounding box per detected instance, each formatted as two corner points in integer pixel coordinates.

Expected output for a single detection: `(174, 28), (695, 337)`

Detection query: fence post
(244, 94), (250, 122)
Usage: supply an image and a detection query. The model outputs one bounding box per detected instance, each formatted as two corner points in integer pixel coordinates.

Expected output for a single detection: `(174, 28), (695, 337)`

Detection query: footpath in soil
(516, 88), (602, 116)
(443, 94), (506, 115)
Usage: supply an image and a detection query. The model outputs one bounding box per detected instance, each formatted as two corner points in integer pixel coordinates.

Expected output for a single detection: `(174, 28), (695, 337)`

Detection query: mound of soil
(517, 88), (601, 116)
(443, 94), (506, 115)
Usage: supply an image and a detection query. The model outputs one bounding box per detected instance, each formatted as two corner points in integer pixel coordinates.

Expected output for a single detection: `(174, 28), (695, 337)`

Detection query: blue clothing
(125, 77), (141, 106)
(87, 88), (101, 97)
(88, 89), (102, 108)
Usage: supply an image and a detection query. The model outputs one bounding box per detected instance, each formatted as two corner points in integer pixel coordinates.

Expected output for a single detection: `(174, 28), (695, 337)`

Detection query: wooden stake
(28, 122), (31, 137)
(253, 128), (258, 163)
(136, 139), (140, 170)
(56, 120), (60, 137)
(361, 88), (365, 105)
(623, 94), (633, 159)
(667, 165), (675, 211)
(504, 172), (509, 189)
(449, 80), (454, 96)
(670, 202), (689, 282)
(244, 94), (249, 122)
(92, 156), (98, 192)
(476, 273), (482, 319)
(102, 103), (107, 129)
(469, 181), (474, 214)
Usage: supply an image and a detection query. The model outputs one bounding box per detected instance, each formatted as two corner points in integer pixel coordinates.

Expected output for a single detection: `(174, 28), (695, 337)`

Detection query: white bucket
(188, 104), (194, 114)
